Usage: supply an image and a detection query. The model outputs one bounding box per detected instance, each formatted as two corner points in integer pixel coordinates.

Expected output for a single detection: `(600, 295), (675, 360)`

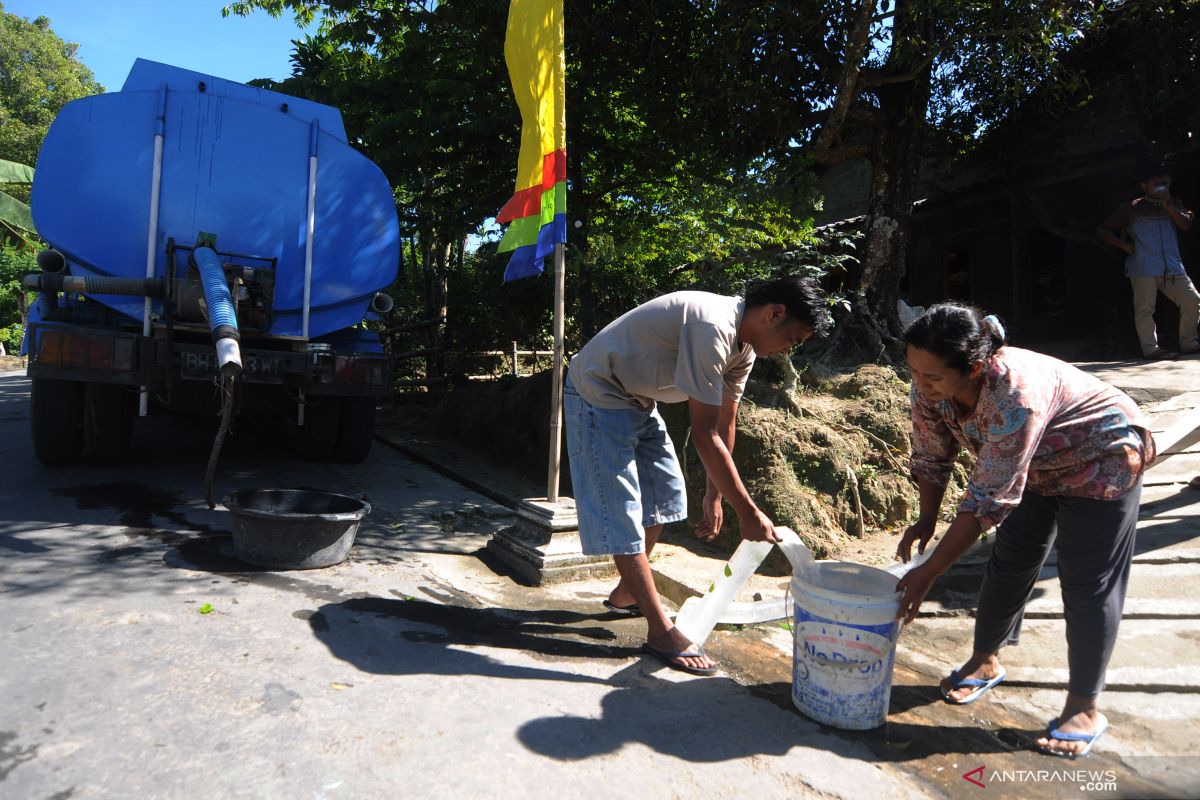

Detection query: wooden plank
(1150, 404), (1200, 460)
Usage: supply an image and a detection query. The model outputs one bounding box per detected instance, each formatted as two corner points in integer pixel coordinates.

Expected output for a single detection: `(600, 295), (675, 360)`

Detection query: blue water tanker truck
(23, 59), (399, 469)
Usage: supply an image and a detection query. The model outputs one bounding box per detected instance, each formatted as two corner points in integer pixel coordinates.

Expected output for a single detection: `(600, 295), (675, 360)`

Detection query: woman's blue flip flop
(1038, 717), (1109, 759)
(940, 667), (1007, 704)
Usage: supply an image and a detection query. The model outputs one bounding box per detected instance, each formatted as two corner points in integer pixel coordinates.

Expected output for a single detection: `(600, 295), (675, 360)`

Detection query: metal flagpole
(546, 240), (566, 502)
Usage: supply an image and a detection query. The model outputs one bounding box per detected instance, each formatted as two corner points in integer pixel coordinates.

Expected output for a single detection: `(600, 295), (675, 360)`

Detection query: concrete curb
(374, 431), (523, 511)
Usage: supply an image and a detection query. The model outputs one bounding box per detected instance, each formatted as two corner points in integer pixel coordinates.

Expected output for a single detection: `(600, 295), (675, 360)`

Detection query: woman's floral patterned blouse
(911, 347), (1155, 531)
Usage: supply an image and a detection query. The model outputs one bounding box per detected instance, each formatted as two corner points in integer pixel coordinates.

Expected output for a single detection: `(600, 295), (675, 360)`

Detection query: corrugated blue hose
(194, 246), (241, 509)
(194, 246), (240, 347)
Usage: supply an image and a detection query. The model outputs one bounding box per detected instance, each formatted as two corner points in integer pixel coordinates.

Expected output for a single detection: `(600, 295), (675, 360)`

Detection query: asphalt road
(0, 371), (932, 800)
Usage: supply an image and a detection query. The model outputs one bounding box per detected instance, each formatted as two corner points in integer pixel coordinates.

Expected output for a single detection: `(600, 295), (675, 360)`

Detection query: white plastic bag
(674, 526), (814, 645)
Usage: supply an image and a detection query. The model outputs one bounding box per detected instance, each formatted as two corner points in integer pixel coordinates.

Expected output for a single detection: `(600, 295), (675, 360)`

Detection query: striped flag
(496, 0), (566, 283)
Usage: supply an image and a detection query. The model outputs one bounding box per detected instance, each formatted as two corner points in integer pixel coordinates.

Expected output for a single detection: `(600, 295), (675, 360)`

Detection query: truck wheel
(31, 378), (85, 466)
(335, 396), (377, 463)
(83, 382), (134, 464)
(298, 396), (340, 461)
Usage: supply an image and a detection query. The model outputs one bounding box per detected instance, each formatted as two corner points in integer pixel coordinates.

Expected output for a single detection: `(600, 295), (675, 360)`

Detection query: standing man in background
(1097, 157), (1198, 360)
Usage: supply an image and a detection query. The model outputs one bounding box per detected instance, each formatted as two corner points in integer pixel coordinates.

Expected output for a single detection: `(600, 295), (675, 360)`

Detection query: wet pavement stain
(163, 536), (358, 605)
(413, 585), (482, 609)
(94, 545), (150, 564)
(168, 535), (254, 574)
(52, 482), (220, 536)
(0, 730), (39, 782)
(260, 683), (301, 715)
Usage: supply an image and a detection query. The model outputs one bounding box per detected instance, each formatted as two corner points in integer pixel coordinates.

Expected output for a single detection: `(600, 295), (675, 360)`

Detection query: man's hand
(1122, 241), (1135, 255)
(896, 561), (938, 623)
(896, 517), (937, 563)
(695, 490), (723, 542)
(738, 506), (780, 543)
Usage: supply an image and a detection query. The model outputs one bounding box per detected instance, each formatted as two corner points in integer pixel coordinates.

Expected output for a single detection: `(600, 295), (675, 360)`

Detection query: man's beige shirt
(568, 291), (755, 410)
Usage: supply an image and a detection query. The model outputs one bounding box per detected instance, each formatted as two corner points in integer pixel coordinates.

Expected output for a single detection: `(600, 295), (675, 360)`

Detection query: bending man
(565, 276), (831, 675)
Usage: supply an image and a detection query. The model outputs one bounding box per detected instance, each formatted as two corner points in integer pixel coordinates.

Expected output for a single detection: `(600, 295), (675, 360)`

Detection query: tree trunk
(423, 237), (449, 385)
(858, 8), (933, 342)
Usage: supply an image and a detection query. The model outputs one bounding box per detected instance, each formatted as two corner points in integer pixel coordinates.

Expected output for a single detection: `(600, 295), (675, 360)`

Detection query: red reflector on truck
(36, 330), (131, 371)
(66, 335), (87, 367)
(88, 337), (113, 369)
(335, 356), (367, 384)
(38, 331), (64, 365)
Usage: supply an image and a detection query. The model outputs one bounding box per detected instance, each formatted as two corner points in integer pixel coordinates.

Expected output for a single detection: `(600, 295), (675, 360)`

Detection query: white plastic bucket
(791, 561), (902, 730)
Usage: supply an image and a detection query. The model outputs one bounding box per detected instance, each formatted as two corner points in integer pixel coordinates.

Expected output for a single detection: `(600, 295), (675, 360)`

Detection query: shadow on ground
(309, 596), (633, 686)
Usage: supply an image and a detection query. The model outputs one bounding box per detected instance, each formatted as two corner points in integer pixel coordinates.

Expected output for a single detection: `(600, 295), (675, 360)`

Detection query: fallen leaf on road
(199, 603), (214, 615)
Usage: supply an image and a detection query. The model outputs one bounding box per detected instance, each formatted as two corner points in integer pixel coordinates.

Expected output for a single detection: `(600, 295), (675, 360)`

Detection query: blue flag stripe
(502, 213), (566, 283)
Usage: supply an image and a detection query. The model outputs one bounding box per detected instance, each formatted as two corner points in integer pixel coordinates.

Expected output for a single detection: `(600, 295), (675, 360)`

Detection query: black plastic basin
(226, 489), (371, 569)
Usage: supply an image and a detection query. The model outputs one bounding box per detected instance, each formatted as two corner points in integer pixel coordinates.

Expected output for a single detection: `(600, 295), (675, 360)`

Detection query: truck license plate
(181, 350), (285, 381)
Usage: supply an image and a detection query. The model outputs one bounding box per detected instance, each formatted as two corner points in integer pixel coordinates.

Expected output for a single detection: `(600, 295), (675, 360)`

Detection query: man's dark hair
(744, 275), (833, 337)
(903, 303), (1005, 373)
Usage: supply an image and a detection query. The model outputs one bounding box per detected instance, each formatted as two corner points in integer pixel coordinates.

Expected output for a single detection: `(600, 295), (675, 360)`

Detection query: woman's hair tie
(983, 314), (1006, 341)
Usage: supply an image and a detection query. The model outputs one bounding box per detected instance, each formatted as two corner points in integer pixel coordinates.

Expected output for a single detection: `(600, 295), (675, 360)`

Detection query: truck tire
(83, 382), (134, 464)
(298, 396), (340, 461)
(335, 396), (376, 463)
(31, 378), (85, 466)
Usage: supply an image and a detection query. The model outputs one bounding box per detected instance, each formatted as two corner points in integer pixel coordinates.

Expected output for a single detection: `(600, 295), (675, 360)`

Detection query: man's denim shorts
(563, 376), (687, 556)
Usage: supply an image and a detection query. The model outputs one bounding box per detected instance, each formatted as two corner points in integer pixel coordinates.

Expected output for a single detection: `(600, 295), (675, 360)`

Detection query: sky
(7, 0), (313, 92)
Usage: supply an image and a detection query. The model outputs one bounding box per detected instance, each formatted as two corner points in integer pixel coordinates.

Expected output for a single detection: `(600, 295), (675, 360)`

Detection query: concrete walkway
(377, 356), (1200, 799)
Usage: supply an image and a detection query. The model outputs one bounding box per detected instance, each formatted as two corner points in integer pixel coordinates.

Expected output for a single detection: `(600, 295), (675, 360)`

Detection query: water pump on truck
(22, 59), (400, 486)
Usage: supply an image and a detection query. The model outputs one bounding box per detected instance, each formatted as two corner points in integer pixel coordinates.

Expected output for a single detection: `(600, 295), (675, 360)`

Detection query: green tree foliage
(223, 1), (1194, 373)
(0, 159), (35, 353)
(0, 4), (100, 354)
(0, 3), (103, 168)
(0, 242), (33, 352)
(226, 0), (827, 365)
(0, 159), (35, 242)
(796, 0), (1113, 351)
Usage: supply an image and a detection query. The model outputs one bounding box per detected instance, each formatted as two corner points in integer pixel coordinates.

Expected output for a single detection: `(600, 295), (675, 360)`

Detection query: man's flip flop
(602, 600), (642, 617)
(940, 667), (1007, 705)
(641, 643), (718, 676)
(1037, 717), (1109, 759)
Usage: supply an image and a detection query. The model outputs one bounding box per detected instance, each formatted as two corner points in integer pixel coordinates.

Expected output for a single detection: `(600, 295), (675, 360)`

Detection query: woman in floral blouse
(896, 303), (1154, 758)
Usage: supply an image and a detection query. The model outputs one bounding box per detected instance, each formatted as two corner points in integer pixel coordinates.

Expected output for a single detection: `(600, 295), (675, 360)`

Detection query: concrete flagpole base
(486, 497), (617, 585)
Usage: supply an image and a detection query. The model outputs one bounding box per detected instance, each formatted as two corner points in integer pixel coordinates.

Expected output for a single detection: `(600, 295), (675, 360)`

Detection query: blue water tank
(31, 59), (399, 338)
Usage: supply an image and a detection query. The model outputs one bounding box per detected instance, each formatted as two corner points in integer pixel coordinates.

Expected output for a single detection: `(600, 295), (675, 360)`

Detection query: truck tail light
(37, 330), (132, 371)
(88, 336), (113, 369)
(65, 334), (87, 367)
(38, 331), (64, 365)
(335, 356), (367, 384)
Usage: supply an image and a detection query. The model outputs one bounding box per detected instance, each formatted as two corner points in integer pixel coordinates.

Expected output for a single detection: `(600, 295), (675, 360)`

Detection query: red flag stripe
(496, 149), (567, 223)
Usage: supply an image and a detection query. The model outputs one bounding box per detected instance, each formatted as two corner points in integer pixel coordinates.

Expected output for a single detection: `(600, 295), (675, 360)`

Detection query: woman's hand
(896, 517), (937, 563)
(695, 490), (723, 542)
(896, 562), (938, 623)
